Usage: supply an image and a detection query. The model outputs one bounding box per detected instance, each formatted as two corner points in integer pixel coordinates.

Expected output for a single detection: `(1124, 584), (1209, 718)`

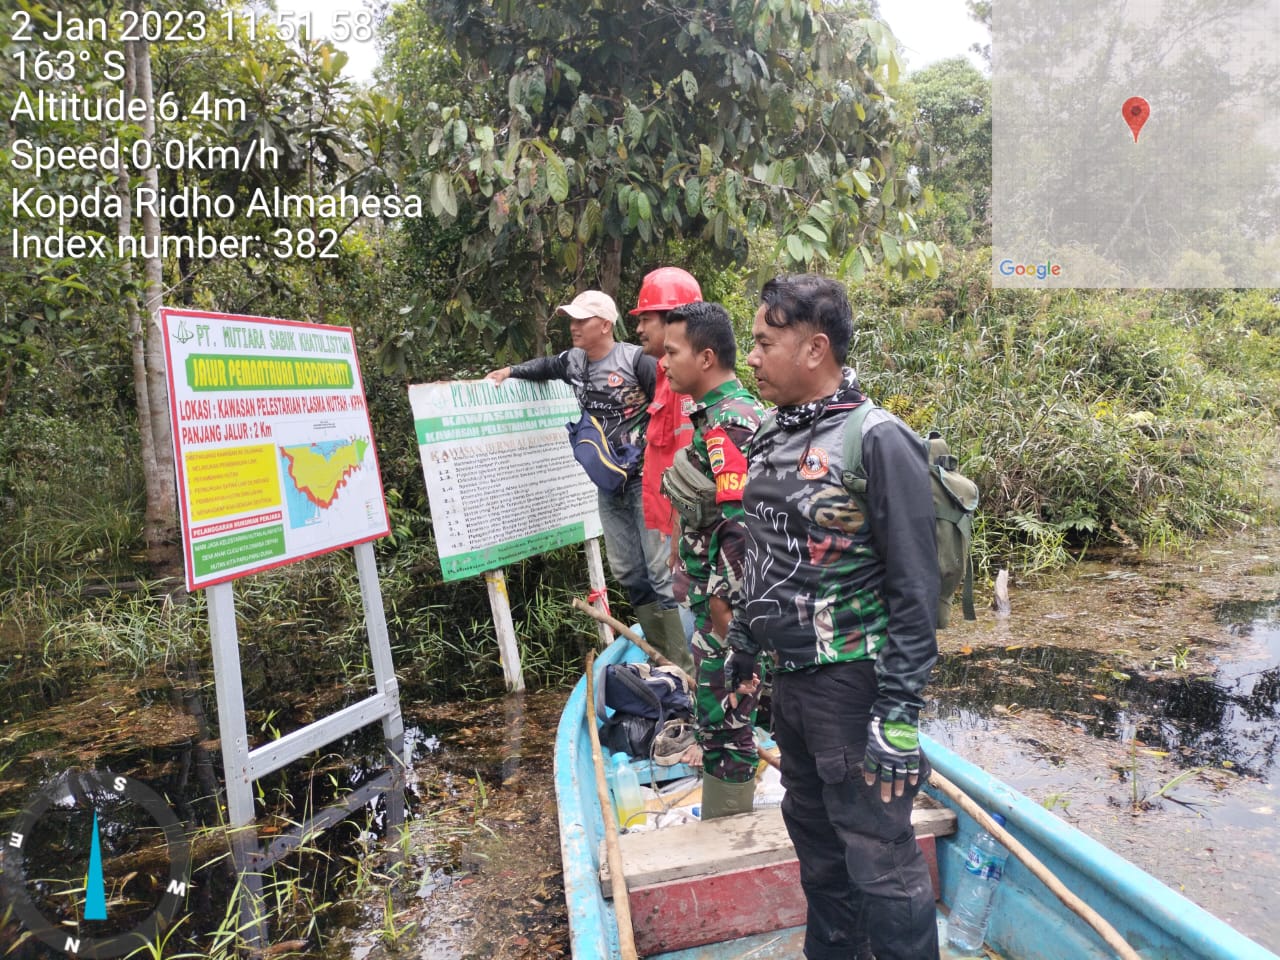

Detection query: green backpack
(839, 399), (979, 627)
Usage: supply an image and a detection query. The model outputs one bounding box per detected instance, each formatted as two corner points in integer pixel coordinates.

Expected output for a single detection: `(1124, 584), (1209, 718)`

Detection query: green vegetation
(392, 0), (938, 355)
(847, 258), (1280, 575)
(2, 0), (1279, 952)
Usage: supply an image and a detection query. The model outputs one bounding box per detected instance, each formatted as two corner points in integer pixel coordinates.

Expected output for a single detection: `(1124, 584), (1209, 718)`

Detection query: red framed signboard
(161, 308), (390, 591)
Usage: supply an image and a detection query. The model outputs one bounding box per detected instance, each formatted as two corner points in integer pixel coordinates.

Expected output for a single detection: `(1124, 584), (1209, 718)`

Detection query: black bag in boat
(596, 662), (693, 759)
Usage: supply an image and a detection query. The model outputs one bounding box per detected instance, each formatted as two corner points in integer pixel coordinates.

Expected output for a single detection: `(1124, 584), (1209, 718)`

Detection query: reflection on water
(929, 623), (1280, 779)
(925, 596), (1280, 951)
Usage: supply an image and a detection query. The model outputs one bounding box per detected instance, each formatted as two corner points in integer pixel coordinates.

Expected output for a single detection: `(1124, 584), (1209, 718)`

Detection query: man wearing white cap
(486, 291), (681, 647)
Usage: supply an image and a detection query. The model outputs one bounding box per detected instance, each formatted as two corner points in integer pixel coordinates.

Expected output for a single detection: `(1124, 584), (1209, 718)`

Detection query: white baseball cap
(555, 290), (620, 326)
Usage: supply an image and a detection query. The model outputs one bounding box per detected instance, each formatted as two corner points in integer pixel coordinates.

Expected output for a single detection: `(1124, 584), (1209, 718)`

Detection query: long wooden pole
(585, 650), (639, 960)
(573, 597), (695, 690)
(928, 770), (1142, 960)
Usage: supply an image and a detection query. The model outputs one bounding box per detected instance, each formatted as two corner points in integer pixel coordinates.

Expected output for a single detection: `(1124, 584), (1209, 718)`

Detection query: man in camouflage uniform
(725, 275), (940, 960)
(660, 301), (764, 818)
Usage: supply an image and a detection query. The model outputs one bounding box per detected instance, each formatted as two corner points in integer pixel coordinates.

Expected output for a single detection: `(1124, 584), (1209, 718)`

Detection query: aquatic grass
(38, 586), (208, 676)
(1149, 646), (1191, 672)
(377, 889), (419, 949)
(1146, 766), (1214, 805)
(124, 913), (207, 960)
(515, 582), (592, 688)
(0, 411), (144, 590)
(1040, 792), (1072, 812)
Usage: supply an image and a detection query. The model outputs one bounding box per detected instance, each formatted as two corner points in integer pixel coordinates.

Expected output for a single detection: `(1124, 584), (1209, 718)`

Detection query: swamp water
(4, 539), (1280, 957)
(925, 571), (1280, 950)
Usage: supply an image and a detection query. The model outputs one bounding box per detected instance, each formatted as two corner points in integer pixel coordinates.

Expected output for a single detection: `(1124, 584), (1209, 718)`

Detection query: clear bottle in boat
(610, 752), (645, 830)
(947, 813), (1008, 951)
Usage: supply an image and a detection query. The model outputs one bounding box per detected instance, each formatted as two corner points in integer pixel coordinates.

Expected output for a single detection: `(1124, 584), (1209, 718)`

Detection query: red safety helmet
(629, 267), (703, 315)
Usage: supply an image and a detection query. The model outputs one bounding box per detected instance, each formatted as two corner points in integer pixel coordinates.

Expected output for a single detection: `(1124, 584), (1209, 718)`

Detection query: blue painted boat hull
(555, 637), (1279, 959)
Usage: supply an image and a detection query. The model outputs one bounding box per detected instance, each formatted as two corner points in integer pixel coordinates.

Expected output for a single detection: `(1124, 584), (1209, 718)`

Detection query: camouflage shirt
(740, 370), (939, 725)
(675, 379), (764, 617)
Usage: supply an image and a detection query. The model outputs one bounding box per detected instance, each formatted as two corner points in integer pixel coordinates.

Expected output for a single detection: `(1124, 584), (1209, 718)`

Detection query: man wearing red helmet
(629, 267), (703, 672)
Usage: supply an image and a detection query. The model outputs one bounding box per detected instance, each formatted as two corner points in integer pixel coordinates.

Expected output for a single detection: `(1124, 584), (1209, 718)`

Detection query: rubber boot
(655, 605), (694, 675)
(635, 602), (693, 674)
(700, 772), (756, 820)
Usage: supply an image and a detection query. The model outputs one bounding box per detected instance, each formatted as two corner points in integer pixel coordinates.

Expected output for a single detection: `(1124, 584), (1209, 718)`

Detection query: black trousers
(773, 660), (940, 960)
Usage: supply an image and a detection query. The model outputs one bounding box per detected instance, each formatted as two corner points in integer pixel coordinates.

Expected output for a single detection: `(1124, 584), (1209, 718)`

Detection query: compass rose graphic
(1, 770), (192, 958)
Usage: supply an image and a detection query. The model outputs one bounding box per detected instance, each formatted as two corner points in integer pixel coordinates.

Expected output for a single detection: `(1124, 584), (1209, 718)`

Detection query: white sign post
(409, 379), (614, 688)
(161, 308), (404, 942)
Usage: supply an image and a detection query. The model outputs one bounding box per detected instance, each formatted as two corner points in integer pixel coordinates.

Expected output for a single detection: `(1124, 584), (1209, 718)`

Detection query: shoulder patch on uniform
(705, 426), (749, 502)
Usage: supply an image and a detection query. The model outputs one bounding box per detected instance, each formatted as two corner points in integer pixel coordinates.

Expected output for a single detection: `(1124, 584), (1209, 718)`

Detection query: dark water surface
(925, 580), (1280, 950)
(4, 548), (1279, 956)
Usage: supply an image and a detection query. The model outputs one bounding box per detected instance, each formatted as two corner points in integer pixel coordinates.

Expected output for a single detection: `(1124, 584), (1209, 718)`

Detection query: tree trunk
(532, 268), (548, 353)
(127, 2), (181, 580)
(601, 235), (622, 298)
(117, 40), (160, 565)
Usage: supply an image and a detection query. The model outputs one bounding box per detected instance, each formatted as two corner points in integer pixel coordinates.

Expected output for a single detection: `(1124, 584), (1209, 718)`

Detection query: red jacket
(642, 360), (694, 535)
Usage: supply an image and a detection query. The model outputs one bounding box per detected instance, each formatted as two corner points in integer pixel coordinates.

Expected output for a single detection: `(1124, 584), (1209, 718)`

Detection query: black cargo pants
(773, 660), (940, 960)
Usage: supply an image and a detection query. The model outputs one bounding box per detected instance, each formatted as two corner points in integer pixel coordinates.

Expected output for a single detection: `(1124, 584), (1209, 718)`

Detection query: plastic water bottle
(947, 813), (1009, 952)
(610, 753), (645, 830)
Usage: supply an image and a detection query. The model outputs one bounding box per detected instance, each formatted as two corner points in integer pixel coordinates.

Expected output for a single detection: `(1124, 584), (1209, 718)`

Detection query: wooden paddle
(573, 597), (696, 690)
(584, 649), (639, 960)
(927, 770), (1142, 960)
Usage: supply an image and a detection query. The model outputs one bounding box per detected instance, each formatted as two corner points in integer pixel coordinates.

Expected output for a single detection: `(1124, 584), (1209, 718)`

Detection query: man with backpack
(658, 301), (764, 816)
(725, 275), (941, 960)
(484, 291), (686, 666)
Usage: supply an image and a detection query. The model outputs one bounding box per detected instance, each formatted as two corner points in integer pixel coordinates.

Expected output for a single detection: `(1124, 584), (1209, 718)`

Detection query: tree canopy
(391, 0), (941, 354)
(908, 56), (990, 244)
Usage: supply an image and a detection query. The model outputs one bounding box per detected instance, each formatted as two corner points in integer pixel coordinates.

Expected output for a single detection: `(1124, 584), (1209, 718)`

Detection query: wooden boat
(554, 636), (1280, 960)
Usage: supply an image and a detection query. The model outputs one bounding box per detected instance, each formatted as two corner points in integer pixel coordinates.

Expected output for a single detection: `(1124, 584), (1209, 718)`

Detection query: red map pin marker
(1123, 96), (1150, 142)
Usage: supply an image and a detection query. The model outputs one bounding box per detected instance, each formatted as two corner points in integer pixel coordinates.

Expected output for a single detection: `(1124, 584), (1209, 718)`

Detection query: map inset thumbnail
(992, 0), (1279, 288)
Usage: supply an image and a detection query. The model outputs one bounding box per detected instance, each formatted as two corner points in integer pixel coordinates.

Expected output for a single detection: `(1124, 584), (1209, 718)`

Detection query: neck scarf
(773, 368), (863, 431)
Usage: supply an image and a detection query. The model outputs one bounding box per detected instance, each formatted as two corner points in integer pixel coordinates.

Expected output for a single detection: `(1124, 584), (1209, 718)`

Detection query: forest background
(4, 0), (1280, 953)
(2, 0), (1280, 691)
(4, 0), (1280, 755)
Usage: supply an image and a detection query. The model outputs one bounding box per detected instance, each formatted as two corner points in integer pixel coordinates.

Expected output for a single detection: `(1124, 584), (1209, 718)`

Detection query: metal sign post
(209, 542), (404, 942)
(160, 309), (405, 944)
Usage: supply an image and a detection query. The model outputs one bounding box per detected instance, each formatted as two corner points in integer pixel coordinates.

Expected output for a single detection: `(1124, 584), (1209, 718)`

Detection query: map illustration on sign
(162, 309), (390, 591)
(280, 437), (373, 529)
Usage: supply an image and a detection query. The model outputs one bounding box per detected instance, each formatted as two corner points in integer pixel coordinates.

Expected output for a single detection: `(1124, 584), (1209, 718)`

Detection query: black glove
(863, 715), (921, 801)
(722, 617), (759, 695)
(724, 648), (758, 696)
(723, 616), (759, 655)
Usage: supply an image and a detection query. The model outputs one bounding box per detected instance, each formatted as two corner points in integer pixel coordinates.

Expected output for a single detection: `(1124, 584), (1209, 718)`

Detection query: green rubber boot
(700, 772), (756, 820)
(655, 605), (694, 675)
(636, 602), (693, 674)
